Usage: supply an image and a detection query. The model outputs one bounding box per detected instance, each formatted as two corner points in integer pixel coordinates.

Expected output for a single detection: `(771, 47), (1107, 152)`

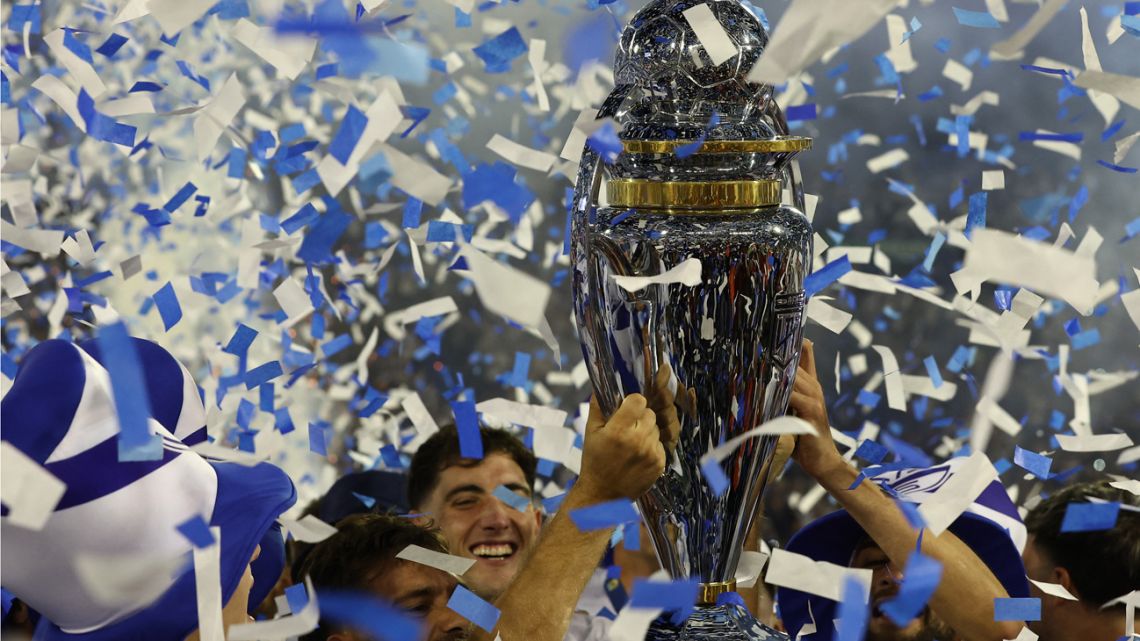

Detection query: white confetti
(0, 442), (66, 531)
(487, 134), (558, 172)
(612, 257), (702, 293)
(765, 548), (872, 603)
(396, 544), (477, 576)
(279, 515), (339, 543)
(682, 4), (739, 66)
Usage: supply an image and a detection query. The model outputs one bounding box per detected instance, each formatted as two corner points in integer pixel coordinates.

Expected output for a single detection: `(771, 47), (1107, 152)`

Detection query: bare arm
(790, 340), (1023, 641)
(477, 394), (667, 641)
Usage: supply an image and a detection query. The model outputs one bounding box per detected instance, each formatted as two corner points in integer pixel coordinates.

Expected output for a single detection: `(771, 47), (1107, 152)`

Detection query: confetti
(447, 584), (500, 631)
(994, 597), (1041, 621)
(1060, 501), (1121, 532)
(395, 545), (477, 576)
(682, 4), (738, 66)
(765, 548), (872, 603)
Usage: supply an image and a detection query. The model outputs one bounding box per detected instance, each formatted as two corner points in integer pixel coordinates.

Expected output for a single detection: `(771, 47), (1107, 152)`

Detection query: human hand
(788, 340), (843, 479)
(644, 362), (689, 454)
(575, 394), (666, 504)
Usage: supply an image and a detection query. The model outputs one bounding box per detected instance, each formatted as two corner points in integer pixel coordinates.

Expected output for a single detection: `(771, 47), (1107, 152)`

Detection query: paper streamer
(764, 548), (872, 603)
(395, 544), (477, 576)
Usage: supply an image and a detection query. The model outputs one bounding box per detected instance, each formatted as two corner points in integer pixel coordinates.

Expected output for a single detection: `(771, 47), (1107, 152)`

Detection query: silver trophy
(570, 0), (812, 638)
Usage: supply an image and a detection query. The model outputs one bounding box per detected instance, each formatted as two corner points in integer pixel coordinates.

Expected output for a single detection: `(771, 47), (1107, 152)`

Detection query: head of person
(299, 514), (467, 641)
(777, 458), (1029, 641)
(407, 425), (540, 600)
(1022, 481), (1140, 640)
(847, 537), (958, 641)
(0, 338), (296, 640)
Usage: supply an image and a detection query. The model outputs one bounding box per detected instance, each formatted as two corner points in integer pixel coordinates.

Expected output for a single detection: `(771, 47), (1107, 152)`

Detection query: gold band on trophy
(697, 579), (739, 605)
(607, 179), (782, 211)
(622, 137), (812, 155)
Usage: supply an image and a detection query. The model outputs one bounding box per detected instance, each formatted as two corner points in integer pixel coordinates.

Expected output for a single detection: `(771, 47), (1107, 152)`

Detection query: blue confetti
(966, 192), (987, 238)
(785, 103), (817, 122)
(245, 361), (283, 389)
(284, 582), (309, 616)
(853, 439), (888, 464)
(309, 422), (329, 456)
(318, 590), (422, 640)
(176, 515), (216, 548)
(472, 27), (527, 73)
(835, 575), (869, 641)
(630, 577), (700, 621)
(461, 162), (535, 224)
(1013, 446), (1052, 479)
(953, 8), (1001, 28)
(352, 492), (376, 509)
(153, 282), (182, 331)
(701, 457), (729, 495)
(296, 208), (351, 264)
(1097, 160), (1138, 173)
(880, 549), (942, 626)
(97, 322), (162, 461)
(1070, 328), (1100, 350)
(321, 333), (354, 358)
(586, 122), (623, 164)
(426, 221), (474, 243)
(447, 585), (500, 632)
(77, 89), (137, 147)
(1019, 131), (1083, 143)
(275, 408), (295, 434)
(994, 597), (1041, 621)
(8, 5), (41, 34)
(223, 324), (258, 356)
(451, 399), (483, 459)
(492, 485), (531, 512)
(95, 33), (128, 58)
(163, 182), (198, 214)
(901, 16), (922, 43)
(1060, 501), (1120, 532)
(329, 104), (368, 165)
(568, 499), (638, 531)
(923, 356), (943, 389)
(804, 255), (852, 298)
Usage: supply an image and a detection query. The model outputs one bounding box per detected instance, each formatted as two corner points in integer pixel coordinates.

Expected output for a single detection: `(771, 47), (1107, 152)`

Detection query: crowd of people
(1, 337), (1136, 641)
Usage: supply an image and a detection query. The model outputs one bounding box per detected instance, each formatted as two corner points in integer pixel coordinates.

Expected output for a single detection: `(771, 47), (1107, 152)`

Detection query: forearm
(479, 487), (612, 641)
(814, 457), (1021, 641)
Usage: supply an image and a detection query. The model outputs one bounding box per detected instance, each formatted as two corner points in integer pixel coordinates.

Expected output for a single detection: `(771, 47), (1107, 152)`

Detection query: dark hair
(1025, 481), (1140, 608)
(406, 425), (536, 510)
(298, 514), (448, 641)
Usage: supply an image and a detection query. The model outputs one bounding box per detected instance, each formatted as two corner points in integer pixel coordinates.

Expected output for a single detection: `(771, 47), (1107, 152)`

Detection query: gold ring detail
(623, 137), (812, 155)
(607, 179), (781, 210)
(697, 579), (738, 605)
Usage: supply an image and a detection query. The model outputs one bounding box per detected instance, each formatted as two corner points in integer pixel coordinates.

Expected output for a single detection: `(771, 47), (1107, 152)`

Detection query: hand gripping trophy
(569, 0), (813, 638)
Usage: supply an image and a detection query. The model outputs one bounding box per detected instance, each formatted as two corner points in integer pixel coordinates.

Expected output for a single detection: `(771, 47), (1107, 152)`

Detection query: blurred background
(1, 0), (1137, 543)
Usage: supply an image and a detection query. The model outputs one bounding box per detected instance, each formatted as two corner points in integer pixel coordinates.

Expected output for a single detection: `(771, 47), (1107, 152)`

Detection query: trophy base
(645, 604), (789, 641)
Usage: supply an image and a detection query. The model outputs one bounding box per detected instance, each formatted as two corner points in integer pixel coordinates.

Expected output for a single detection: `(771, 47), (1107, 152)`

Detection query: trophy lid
(599, 0), (811, 199)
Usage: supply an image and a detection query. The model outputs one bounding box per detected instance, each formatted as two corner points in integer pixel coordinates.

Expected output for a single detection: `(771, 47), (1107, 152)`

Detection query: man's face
(367, 560), (468, 641)
(417, 452), (542, 599)
(850, 543), (957, 641)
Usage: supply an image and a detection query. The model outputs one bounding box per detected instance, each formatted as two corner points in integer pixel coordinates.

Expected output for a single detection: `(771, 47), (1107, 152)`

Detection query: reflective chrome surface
(645, 604), (790, 641)
(570, 0), (812, 638)
(577, 204), (810, 582)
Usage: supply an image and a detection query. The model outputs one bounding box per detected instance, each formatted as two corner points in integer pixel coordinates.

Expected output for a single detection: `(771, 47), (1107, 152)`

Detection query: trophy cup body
(569, 0), (812, 638)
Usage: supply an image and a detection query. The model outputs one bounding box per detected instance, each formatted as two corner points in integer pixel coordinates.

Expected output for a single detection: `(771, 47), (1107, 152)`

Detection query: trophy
(569, 0), (812, 638)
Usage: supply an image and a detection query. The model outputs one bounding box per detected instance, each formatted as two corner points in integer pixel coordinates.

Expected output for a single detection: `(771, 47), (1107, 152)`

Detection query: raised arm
(789, 340), (1024, 641)
(477, 393), (667, 641)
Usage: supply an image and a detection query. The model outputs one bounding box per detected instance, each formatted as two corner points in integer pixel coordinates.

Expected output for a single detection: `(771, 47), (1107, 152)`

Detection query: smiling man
(407, 427), (541, 599)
